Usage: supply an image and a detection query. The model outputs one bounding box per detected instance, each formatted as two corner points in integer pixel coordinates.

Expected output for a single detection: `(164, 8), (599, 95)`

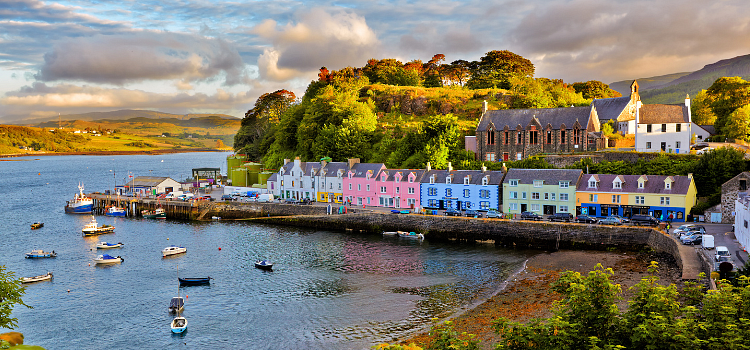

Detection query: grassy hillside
(7, 109), (237, 124)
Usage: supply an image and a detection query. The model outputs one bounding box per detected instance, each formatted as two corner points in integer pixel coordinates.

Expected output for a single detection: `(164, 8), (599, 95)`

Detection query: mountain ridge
(2, 109), (239, 125)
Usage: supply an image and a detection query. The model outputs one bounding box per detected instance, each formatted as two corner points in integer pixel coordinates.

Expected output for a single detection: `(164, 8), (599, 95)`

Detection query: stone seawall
(206, 202), (329, 219)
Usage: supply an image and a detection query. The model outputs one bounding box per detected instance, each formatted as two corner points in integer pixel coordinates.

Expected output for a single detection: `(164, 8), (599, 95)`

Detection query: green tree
(706, 77), (750, 135)
(691, 90), (717, 125)
(572, 81), (622, 99)
(690, 146), (748, 197)
(234, 89), (296, 159)
(466, 50), (535, 89)
(0, 265), (31, 329)
(600, 121), (614, 137)
(725, 104), (750, 141)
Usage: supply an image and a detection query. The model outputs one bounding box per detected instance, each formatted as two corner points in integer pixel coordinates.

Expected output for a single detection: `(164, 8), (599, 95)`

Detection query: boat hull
(171, 317), (188, 333)
(178, 277), (210, 286)
(105, 207), (127, 217)
(22, 273), (53, 283)
(82, 226), (115, 236)
(94, 256), (123, 264)
(96, 242), (123, 249)
(65, 203), (93, 214)
(162, 248), (187, 257)
(31, 223), (44, 230)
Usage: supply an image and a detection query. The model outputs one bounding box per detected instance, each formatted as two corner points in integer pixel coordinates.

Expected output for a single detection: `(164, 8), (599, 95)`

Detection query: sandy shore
(401, 249), (682, 349)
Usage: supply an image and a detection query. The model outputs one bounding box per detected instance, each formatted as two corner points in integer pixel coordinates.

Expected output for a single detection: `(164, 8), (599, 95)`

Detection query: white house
(692, 124), (716, 142)
(117, 176), (181, 196)
(277, 158), (307, 200)
(734, 195), (750, 253)
(634, 96), (692, 153)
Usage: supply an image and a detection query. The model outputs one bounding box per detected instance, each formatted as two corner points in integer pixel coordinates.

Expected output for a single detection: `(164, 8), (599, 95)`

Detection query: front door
(457, 201), (462, 210)
(661, 142), (666, 151)
(439, 200), (445, 210)
(521, 204), (527, 212)
(544, 205), (555, 215)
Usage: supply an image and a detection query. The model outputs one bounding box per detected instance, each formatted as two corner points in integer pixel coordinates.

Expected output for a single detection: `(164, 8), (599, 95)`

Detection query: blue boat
(64, 183), (93, 214)
(105, 206), (126, 217)
(254, 260), (273, 270)
(178, 277), (211, 286)
(25, 249), (56, 258)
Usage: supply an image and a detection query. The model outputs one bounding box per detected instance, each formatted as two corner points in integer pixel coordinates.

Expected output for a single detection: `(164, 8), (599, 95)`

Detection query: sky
(1, 0), (750, 121)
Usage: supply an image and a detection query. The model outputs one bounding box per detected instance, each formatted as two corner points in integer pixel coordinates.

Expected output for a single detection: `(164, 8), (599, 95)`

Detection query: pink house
(374, 169), (426, 209)
(343, 163), (386, 206)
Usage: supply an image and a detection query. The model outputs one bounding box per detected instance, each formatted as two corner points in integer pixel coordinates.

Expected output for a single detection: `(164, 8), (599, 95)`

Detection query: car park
(485, 210), (500, 219)
(575, 215), (598, 224)
(548, 212), (574, 222)
(599, 216), (623, 225)
(630, 214), (660, 226)
(520, 211), (543, 221)
(673, 224), (696, 235)
(444, 208), (461, 216)
(465, 209), (483, 218)
(681, 233), (703, 245)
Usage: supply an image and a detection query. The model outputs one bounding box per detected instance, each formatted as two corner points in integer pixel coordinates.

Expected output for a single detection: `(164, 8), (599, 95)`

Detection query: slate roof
(592, 96), (631, 121)
(420, 169), (506, 185)
(379, 169), (427, 183)
(697, 125), (716, 135)
(349, 163), (386, 179)
(638, 104), (689, 124)
(320, 162), (349, 177)
(477, 106), (591, 131)
(123, 176), (176, 187)
(576, 174), (692, 195)
(279, 162), (295, 176)
(267, 173), (278, 182)
(502, 169), (583, 185)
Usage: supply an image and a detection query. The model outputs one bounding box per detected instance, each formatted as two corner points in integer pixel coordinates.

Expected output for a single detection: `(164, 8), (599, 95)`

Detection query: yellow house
(576, 174), (696, 222)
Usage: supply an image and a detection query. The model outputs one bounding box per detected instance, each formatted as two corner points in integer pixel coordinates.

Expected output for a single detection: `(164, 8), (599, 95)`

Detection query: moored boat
(94, 254), (123, 264)
(170, 316), (188, 333)
(178, 277), (211, 286)
(82, 216), (115, 236)
(142, 208), (166, 219)
(30, 222), (44, 230)
(397, 231), (424, 240)
(21, 272), (53, 283)
(162, 245), (187, 257)
(382, 231), (398, 236)
(96, 242), (124, 249)
(25, 249), (56, 258)
(105, 206), (127, 217)
(168, 296), (185, 313)
(64, 183), (93, 214)
(254, 260), (273, 270)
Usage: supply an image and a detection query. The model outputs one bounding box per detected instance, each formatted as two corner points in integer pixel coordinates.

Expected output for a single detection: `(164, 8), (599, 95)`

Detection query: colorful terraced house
(502, 169), (583, 215)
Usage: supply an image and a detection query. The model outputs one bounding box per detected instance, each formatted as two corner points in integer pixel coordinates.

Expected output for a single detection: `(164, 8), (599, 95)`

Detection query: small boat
(211, 216), (220, 220)
(254, 260), (273, 270)
(21, 272), (53, 284)
(96, 242), (124, 249)
(162, 246), (187, 257)
(142, 208), (166, 219)
(65, 183), (93, 214)
(382, 231), (398, 236)
(82, 216), (115, 236)
(30, 222), (44, 230)
(104, 206), (127, 217)
(178, 277), (211, 286)
(25, 249), (56, 258)
(94, 254), (123, 264)
(170, 315), (188, 333)
(398, 231), (424, 240)
(168, 296), (185, 313)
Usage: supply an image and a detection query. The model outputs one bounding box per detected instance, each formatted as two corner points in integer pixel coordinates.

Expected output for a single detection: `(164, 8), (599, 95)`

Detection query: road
(670, 223), (748, 269)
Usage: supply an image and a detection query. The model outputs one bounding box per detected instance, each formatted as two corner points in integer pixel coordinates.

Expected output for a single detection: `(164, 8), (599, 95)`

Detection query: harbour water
(0, 152), (534, 349)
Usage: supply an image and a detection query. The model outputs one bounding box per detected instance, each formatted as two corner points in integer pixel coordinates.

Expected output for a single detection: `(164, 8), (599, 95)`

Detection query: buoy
(88, 263), (91, 266)
(167, 238), (169, 240)
(218, 247), (221, 250)
(38, 173), (40, 175)
(67, 289), (70, 293)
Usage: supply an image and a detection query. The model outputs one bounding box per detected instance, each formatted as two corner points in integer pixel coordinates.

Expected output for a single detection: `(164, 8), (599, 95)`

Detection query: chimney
(426, 162), (431, 172)
(688, 173), (693, 179)
(347, 158), (360, 169)
(294, 157), (301, 168)
(685, 94), (692, 123)
(447, 162), (453, 172)
(283, 159), (290, 165)
(482, 100), (488, 114)
(481, 164), (487, 172)
(501, 163), (507, 173)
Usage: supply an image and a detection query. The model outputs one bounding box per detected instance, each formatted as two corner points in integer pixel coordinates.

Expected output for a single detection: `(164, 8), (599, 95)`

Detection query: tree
(705, 77), (750, 135)
(466, 50), (535, 89)
(0, 265), (31, 329)
(444, 60), (471, 86)
(690, 146), (748, 197)
(572, 81), (622, 99)
(724, 104), (750, 142)
(601, 120), (615, 137)
(423, 54), (446, 88)
(690, 90), (717, 125)
(234, 89), (296, 159)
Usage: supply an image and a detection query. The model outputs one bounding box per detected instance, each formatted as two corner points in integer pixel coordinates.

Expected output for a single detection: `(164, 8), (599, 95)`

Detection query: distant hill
(609, 54), (750, 104)
(4, 109), (238, 124)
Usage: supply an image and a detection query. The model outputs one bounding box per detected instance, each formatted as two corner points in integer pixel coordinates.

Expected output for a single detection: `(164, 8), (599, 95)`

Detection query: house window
(740, 180), (747, 191)
(409, 177), (414, 183)
(638, 182), (644, 189)
(509, 180), (518, 187)
(635, 196), (644, 204)
(660, 197), (670, 205)
(517, 153), (523, 160)
(560, 193), (568, 201)
(480, 201), (490, 210)
(666, 182), (671, 190)
(532, 192), (540, 200)
(367, 197), (371, 204)
(358, 184), (361, 191)
(446, 176), (452, 184)
(533, 180), (543, 188)
(517, 131), (523, 144)
(338, 183), (341, 190)
(464, 177), (470, 185)
(509, 203), (518, 211)
(487, 130), (495, 145)
(612, 195), (621, 203)
(509, 191), (518, 199)
(521, 192), (527, 199)
(446, 188), (452, 197)
(676, 141), (681, 149)
(281, 180), (284, 186)
(559, 205), (569, 213)
(482, 177), (488, 186)
(463, 189), (470, 198)
(380, 186), (387, 193)
(504, 131), (509, 144)
(408, 187), (415, 194)
(395, 177), (400, 183)
(366, 184), (370, 191)
(480, 190), (490, 198)
(546, 130), (552, 144)
(588, 180), (597, 188)
(646, 142), (652, 149)
(531, 204), (540, 211)
(560, 130), (566, 144)
(551, 193), (556, 201)
(589, 194), (598, 202)
(428, 188), (437, 196)
(544, 193), (549, 200)
(357, 197), (363, 205)
(662, 124), (666, 132)
(647, 124), (652, 133)
(430, 176), (435, 184)
(330, 183), (333, 189)
(530, 131), (538, 144)
(348, 183), (352, 190)
(486, 153), (495, 161)
(676, 124), (681, 132)
(574, 129), (581, 144)
(559, 181), (569, 188)
(428, 199), (437, 207)
(396, 187), (400, 194)
(614, 181), (621, 189)
(407, 198), (416, 206)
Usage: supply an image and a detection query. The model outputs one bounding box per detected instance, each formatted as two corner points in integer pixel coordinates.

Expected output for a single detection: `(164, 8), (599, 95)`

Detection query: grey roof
(123, 176), (176, 187)
(279, 162), (295, 175)
(697, 125), (716, 135)
(320, 162), (349, 177)
(420, 169), (505, 185)
(478, 106), (591, 132)
(638, 104), (689, 124)
(267, 173), (278, 182)
(348, 163), (386, 178)
(303, 163), (319, 177)
(592, 96), (631, 121)
(576, 174), (692, 195)
(502, 169), (583, 185)
(379, 169), (427, 183)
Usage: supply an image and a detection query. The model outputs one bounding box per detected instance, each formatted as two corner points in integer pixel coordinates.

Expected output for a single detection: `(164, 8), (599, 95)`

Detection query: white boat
(105, 206), (127, 217)
(162, 246), (187, 257)
(21, 272), (53, 283)
(65, 183), (93, 214)
(25, 249), (57, 258)
(96, 242), (124, 249)
(94, 254), (123, 264)
(82, 216), (115, 236)
(398, 231), (424, 240)
(170, 316), (187, 333)
(142, 208), (166, 219)
(382, 231), (398, 236)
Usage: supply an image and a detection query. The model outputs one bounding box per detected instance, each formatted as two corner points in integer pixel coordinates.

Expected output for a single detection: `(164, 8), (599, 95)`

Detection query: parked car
(696, 147), (714, 155)
(681, 233), (703, 245)
(715, 255), (735, 272)
(444, 208), (462, 216)
(284, 198), (299, 204)
(548, 212), (574, 222)
(520, 211), (543, 221)
(299, 198), (314, 205)
(608, 215), (630, 223)
(673, 224), (696, 235)
(465, 209), (483, 218)
(599, 216), (623, 225)
(630, 214), (659, 226)
(485, 210), (500, 219)
(575, 215), (598, 224)
(220, 194), (234, 201)
(716, 246), (731, 262)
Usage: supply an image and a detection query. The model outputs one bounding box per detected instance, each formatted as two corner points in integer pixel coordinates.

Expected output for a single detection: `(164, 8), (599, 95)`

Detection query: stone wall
(721, 171), (750, 224)
(205, 202), (329, 219)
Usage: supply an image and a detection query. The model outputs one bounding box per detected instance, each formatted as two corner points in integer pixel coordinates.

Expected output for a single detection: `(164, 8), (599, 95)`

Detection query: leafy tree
(466, 50), (535, 90)
(705, 77), (750, 135)
(444, 60), (471, 87)
(690, 90), (717, 125)
(724, 104), (750, 141)
(362, 59), (420, 86)
(572, 81), (622, 99)
(510, 77), (589, 109)
(601, 120), (615, 137)
(0, 265), (31, 329)
(234, 89), (296, 159)
(690, 146), (748, 197)
(423, 54), (446, 88)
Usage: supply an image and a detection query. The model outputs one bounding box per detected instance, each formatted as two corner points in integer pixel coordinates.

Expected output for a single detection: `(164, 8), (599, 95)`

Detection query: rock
(0, 332), (23, 346)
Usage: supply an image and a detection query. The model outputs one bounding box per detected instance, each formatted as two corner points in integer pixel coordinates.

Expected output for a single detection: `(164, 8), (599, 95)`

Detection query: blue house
(419, 164), (505, 211)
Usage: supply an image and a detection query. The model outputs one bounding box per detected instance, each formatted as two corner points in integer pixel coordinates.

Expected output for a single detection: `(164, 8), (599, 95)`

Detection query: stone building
(475, 104), (604, 162)
(720, 171), (750, 224)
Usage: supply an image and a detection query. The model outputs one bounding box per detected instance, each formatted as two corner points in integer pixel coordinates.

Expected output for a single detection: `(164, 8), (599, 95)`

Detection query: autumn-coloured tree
(572, 80), (622, 99)
(466, 50), (535, 89)
(423, 54), (446, 87)
(444, 60), (471, 86)
(318, 67), (331, 83)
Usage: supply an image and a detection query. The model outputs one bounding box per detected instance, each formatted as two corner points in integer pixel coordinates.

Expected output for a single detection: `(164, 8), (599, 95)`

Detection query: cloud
(35, 32), (250, 85)
(251, 8), (380, 81)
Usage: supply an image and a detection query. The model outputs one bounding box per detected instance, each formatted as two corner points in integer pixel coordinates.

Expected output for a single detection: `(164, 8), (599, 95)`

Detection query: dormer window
(533, 180), (543, 188)
(666, 182), (671, 190)
(509, 180), (518, 187)
(588, 180), (598, 188)
(430, 175), (435, 184)
(638, 182), (644, 189)
(446, 176), (452, 184)
(614, 182), (621, 189)
(408, 175), (414, 183)
(482, 176), (489, 186)
(381, 174), (387, 182)
(464, 176), (470, 185)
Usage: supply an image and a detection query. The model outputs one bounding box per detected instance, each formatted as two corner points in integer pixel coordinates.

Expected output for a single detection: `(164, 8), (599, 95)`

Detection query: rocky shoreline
(0, 148), (227, 158)
(399, 249), (681, 349)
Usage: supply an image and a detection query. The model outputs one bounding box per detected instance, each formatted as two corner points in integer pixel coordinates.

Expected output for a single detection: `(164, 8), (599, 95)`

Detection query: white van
(178, 193), (195, 201)
(257, 194), (274, 202)
(702, 235), (715, 250)
(165, 191), (184, 200)
(715, 246), (730, 261)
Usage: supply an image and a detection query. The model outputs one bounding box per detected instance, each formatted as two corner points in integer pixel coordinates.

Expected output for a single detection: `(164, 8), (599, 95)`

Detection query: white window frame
(530, 204), (540, 211)
(559, 181), (569, 188)
(522, 192), (527, 199)
(509, 203), (518, 211)
(532, 192), (540, 200)
(358, 184), (361, 191)
(509, 191), (518, 199)
(509, 180), (519, 187)
(463, 189), (470, 198)
(380, 186), (387, 193)
(533, 180), (543, 188)
(559, 205), (569, 213)
(464, 177), (470, 185)
(349, 183), (352, 191)
(408, 187), (415, 194)
(366, 184), (370, 192)
(560, 193), (568, 201)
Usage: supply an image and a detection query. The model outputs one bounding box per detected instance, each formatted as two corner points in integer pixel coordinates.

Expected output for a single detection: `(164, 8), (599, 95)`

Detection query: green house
(502, 169), (583, 215)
